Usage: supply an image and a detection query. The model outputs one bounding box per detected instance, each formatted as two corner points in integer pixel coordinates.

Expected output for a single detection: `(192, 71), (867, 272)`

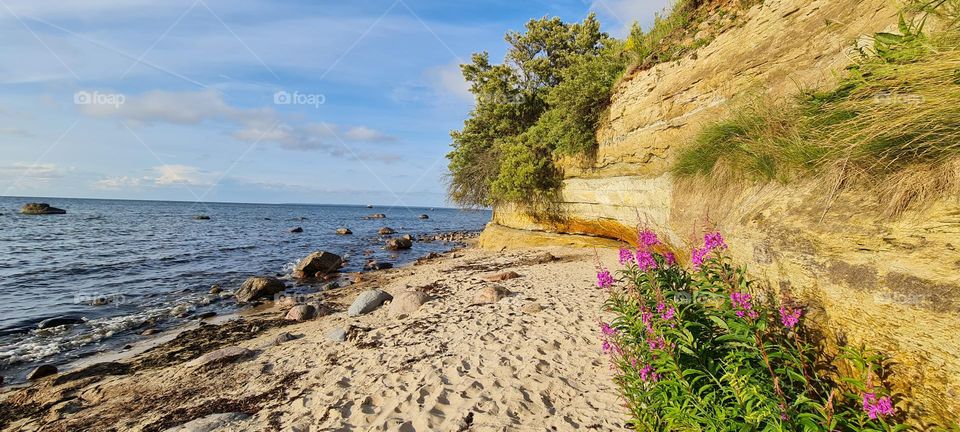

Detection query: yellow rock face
(480, 0), (960, 425)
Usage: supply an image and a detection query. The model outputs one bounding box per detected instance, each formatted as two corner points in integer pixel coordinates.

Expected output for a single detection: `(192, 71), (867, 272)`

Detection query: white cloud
(590, 0), (674, 36)
(94, 176), (142, 189)
(0, 162), (61, 181)
(0, 127), (32, 137)
(430, 63), (472, 102)
(153, 164), (216, 186)
(77, 89), (397, 158)
(343, 126), (396, 143)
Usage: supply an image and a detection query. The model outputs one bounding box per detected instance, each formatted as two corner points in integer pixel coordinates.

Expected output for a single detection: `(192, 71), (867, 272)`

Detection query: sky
(0, 0), (671, 207)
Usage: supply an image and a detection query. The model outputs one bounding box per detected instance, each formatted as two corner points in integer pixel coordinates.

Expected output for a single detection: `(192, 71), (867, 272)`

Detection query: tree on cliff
(447, 14), (625, 207)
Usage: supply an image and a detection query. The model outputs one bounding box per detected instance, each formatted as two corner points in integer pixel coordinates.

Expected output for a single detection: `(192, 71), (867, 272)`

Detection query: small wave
(218, 244), (256, 252)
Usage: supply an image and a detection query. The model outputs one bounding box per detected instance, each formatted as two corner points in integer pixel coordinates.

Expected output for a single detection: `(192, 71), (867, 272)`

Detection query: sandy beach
(1, 245), (627, 431)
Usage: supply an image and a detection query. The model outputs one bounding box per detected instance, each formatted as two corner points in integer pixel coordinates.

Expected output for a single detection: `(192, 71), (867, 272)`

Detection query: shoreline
(1, 243), (628, 431)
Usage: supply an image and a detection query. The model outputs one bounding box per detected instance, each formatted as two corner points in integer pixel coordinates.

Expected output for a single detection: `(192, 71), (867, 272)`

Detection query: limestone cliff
(478, 0), (960, 425)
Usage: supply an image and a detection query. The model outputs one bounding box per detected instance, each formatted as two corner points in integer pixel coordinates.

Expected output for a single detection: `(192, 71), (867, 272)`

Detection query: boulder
(367, 213), (386, 219)
(336, 228), (353, 235)
(170, 304), (192, 318)
(418, 214), (429, 219)
(27, 364), (58, 380)
(347, 289), (393, 316)
(326, 326), (348, 342)
(141, 328), (160, 336)
(401, 234), (414, 241)
(270, 332), (297, 345)
(378, 227), (396, 235)
(38, 316), (84, 329)
(289, 227), (303, 233)
(385, 238), (413, 251)
(482, 271), (522, 282)
(389, 290), (430, 317)
(364, 261), (393, 271)
(474, 286), (511, 304)
(185, 346), (253, 368)
(284, 304), (316, 322)
(20, 203), (66, 215)
(521, 303), (543, 314)
(275, 295), (299, 309)
(235, 276), (286, 303)
(193, 215), (211, 220)
(209, 285), (222, 294)
(293, 251), (343, 279)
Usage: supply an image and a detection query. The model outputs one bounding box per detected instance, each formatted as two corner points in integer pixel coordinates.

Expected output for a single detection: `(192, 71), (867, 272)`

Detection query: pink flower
(703, 232), (727, 251)
(664, 252), (676, 266)
(779, 306), (802, 328)
(618, 248), (635, 265)
(731, 292), (758, 320)
(661, 306), (676, 321)
(600, 322), (617, 337)
(636, 250), (657, 271)
(691, 247), (708, 270)
(638, 229), (660, 248)
(596, 270), (614, 289)
(639, 364), (655, 381)
(862, 393), (895, 419)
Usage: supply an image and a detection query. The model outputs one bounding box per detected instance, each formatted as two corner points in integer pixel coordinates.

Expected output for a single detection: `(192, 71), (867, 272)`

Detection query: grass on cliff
(674, 12), (960, 216)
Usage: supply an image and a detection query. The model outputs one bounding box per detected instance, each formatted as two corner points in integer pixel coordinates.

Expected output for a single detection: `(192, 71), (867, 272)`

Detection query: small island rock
(386, 237), (413, 251)
(20, 203), (66, 215)
(336, 228), (352, 235)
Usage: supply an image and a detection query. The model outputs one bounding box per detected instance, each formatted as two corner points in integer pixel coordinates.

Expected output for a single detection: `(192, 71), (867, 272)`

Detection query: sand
(1, 246), (627, 431)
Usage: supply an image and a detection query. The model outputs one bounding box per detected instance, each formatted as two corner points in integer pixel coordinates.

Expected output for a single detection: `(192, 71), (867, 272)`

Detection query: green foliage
(601, 231), (909, 431)
(626, 0), (704, 66)
(447, 14), (624, 207)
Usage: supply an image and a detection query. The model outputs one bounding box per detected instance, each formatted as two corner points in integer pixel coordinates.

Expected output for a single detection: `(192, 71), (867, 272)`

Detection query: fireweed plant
(600, 230), (907, 431)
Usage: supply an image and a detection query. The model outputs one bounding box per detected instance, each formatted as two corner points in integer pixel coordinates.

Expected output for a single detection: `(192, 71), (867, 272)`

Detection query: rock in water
(284, 304), (317, 321)
(364, 261), (393, 271)
(474, 286), (511, 304)
(367, 213), (386, 219)
(385, 238), (413, 250)
(289, 227), (303, 233)
(235, 276), (286, 302)
(20, 203), (66, 215)
(209, 285), (222, 294)
(293, 251), (343, 279)
(378, 227), (395, 235)
(348, 289), (393, 316)
(389, 290), (430, 317)
(336, 227), (353, 235)
(27, 364), (58, 380)
(38, 316), (84, 329)
(418, 214), (429, 219)
(193, 215), (211, 220)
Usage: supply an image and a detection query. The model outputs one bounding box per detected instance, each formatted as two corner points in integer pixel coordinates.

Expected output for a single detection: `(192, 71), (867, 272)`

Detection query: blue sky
(0, 0), (670, 207)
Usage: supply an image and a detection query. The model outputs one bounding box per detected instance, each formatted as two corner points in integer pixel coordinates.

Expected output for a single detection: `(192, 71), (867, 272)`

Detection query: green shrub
(600, 230), (909, 431)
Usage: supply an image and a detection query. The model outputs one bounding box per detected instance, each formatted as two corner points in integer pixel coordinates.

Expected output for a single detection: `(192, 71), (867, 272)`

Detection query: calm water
(0, 197), (489, 381)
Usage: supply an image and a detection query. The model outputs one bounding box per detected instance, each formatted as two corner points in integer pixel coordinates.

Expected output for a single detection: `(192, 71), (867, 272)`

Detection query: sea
(0, 197), (490, 383)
